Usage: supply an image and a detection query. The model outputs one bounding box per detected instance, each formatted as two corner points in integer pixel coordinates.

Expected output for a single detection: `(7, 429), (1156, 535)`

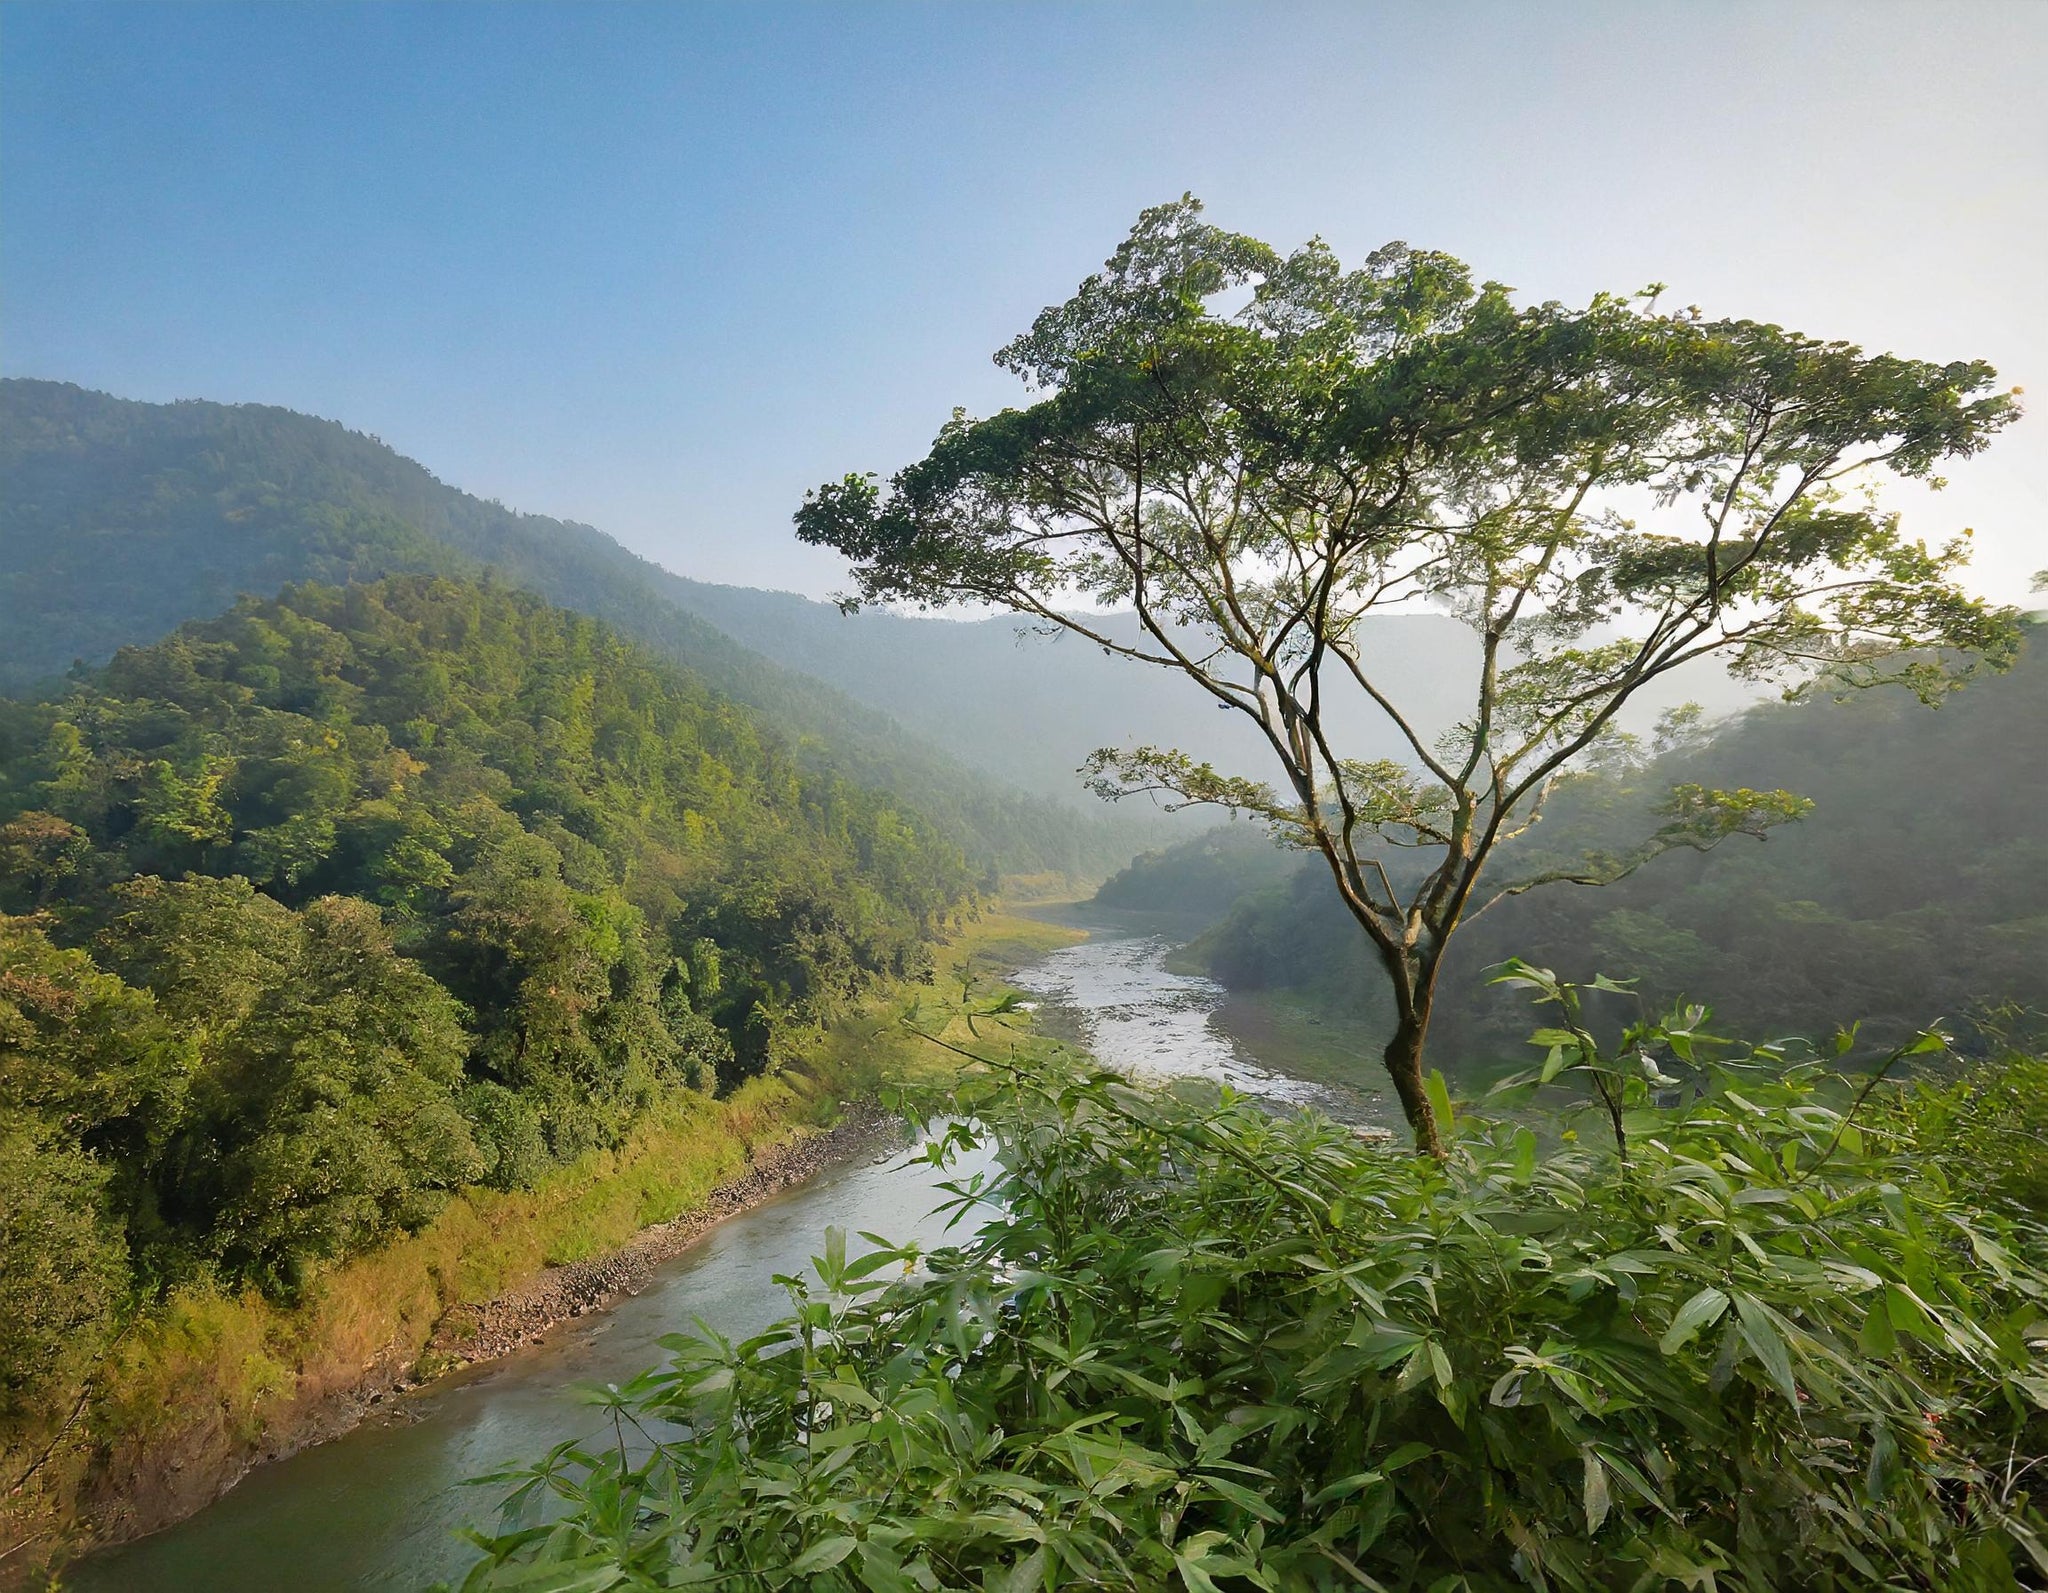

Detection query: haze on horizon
(5, 0), (2044, 603)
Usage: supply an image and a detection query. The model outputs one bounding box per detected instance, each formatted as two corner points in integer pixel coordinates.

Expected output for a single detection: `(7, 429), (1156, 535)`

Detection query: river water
(66, 923), (1371, 1591)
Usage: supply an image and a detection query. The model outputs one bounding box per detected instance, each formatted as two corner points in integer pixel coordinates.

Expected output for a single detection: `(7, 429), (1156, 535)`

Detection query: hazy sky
(6, 1), (2044, 600)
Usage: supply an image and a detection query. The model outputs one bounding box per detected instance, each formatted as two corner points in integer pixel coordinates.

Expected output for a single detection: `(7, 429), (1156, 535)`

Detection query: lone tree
(797, 199), (2019, 1154)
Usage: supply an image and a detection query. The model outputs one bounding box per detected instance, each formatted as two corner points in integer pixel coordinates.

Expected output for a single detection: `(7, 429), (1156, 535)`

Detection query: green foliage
(1177, 624), (2048, 1066)
(0, 1124), (128, 1430)
(190, 895), (485, 1293)
(1888, 1050), (2048, 1221)
(0, 574), (976, 1306)
(0, 917), (188, 1432)
(0, 378), (1153, 879)
(447, 1002), (2048, 1591)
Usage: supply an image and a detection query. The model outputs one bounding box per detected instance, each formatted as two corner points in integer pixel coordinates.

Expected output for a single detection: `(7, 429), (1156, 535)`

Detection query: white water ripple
(1012, 931), (1358, 1116)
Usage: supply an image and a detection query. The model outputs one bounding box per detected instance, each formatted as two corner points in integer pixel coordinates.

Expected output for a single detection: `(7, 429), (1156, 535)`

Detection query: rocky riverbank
(420, 1103), (901, 1370)
(13, 1103), (905, 1583)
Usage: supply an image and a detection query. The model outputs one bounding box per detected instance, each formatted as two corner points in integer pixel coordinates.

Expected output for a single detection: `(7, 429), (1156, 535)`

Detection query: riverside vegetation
(444, 982), (2048, 1591)
(6, 198), (2045, 1591)
(0, 574), (1010, 1561)
(440, 202), (2045, 1590)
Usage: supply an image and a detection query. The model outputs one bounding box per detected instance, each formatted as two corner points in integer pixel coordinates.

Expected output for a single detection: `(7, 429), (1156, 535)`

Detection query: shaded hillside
(661, 582), (1766, 806)
(1108, 628), (2048, 1064)
(1090, 820), (1300, 925)
(662, 581), (1478, 801)
(0, 380), (1159, 876)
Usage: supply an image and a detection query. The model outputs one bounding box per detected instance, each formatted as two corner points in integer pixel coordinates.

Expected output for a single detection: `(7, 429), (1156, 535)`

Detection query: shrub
(0, 1126), (127, 1433)
(446, 988), (2048, 1591)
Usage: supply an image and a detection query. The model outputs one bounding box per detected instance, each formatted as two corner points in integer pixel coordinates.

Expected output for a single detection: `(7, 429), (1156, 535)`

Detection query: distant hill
(1112, 626), (2048, 1063)
(1, 381), (1760, 828)
(0, 379), (1162, 877)
(655, 581), (1484, 801)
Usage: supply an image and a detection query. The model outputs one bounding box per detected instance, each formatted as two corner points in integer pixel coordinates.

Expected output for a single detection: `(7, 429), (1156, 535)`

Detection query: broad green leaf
(1511, 1126), (1538, 1183)
(1424, 1070), (1455, 1134)
(792, 1536), (860, 1574)
(1659, 1287), (1731, 1355)
(1732, 1294), (1799, 1404)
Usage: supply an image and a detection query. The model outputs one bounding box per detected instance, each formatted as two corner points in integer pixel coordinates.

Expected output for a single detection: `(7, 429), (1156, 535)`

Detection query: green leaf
(793, 1536), (860, 1574)
(1511, 1126), (1538, 1183)
(1424, 1070), (1455, 1134)
(1659, 1287), (1731, 1354)
(1380, 1442), (1435, 1473)
(1582, 1448), (1612, 1533)
(1000, 1549), (1047, 1593)
(1306, 1469), (1385, 1507)
(1732, 1293), (1799, 1404)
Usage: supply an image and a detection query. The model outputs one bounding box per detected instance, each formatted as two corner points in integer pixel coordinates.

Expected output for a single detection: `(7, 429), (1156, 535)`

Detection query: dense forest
(0, 379), (1158, 878)
(0, 574), (977, 1428)
(1102, 625), (2047, 1066)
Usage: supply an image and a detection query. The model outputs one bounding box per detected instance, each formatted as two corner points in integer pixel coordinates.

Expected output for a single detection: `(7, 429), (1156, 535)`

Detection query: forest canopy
(0, 575), (977, 1414)
(0, 377), (1154, 879)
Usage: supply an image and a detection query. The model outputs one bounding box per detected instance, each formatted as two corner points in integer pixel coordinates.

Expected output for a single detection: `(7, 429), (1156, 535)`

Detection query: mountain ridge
(0, 378), (1163, 876)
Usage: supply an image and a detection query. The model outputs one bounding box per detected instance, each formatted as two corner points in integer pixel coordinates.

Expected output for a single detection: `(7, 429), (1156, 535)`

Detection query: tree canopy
(797, 197), (2021, 1152)
(0, 378), (1154, 880)
(0, 574), (978, 1368)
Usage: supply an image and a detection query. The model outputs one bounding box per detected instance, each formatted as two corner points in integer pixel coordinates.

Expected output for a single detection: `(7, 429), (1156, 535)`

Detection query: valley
(56, 908), (1360, 1591)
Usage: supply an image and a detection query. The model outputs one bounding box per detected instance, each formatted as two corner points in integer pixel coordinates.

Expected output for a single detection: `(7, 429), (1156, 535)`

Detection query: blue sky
(6, 1), (2044, 598)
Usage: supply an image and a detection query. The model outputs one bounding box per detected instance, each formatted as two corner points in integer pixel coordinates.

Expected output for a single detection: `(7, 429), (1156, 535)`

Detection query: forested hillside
(661, 581), (1477, 800)
(659, 579), (1766, 805)
(0, 575), (976, 1417)
(0, 379), (1157, 876)
(1109, 628), (2048, 1064)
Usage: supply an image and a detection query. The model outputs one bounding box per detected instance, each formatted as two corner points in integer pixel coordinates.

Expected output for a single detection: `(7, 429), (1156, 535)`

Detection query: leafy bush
(448, 992), (2048, 1591)
(1889, 1050), (2048, 1222)
(0, 1124), (127, 1432)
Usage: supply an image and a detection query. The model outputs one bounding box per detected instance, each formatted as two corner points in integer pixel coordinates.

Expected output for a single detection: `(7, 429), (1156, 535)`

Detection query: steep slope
(0, 572), (987, 1555)
(0, 379), (1160, 875)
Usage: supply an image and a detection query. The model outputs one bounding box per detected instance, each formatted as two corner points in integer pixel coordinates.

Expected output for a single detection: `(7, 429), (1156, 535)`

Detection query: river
(65, 921), (1381, 1591)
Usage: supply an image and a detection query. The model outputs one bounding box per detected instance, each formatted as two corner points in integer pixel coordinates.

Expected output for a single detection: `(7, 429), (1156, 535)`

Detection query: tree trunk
(1382, 1006), (1446, 1158)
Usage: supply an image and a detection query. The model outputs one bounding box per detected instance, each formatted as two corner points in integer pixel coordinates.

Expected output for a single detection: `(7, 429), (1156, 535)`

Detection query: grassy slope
(4, 910), (1084, 1576)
